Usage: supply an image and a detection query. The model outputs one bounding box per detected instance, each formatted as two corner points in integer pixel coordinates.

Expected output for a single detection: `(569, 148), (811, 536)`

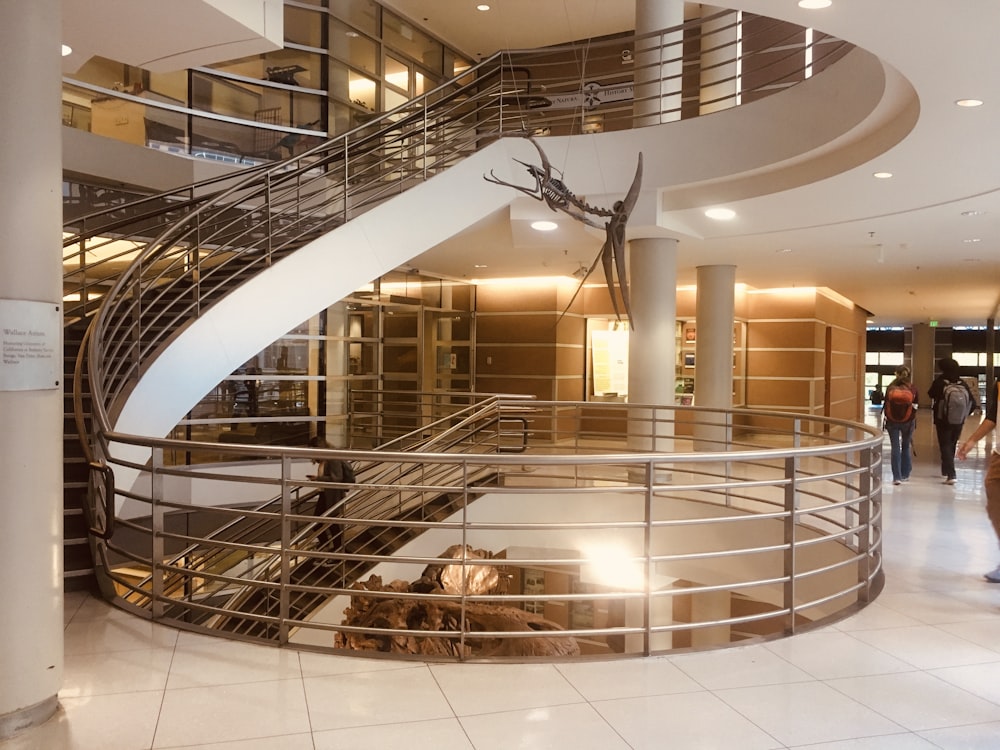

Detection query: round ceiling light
(704, 207), (736, 220)
(873, 171), (893, 179)
(531, 220), (558, 231)
(798, 0), (832, 8)
(61, 44), (73, 56)
(956, 99), (984, 107)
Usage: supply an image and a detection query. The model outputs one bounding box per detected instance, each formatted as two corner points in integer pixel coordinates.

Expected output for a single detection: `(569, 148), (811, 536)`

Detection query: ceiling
(381, 0), (1000, 329)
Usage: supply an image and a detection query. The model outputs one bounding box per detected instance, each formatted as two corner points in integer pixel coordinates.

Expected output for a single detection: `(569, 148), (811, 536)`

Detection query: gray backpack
(937, 381), (971, 425)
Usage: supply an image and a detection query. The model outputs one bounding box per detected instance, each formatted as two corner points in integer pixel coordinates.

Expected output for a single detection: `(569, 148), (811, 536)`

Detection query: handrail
(89, 399), (882, 658)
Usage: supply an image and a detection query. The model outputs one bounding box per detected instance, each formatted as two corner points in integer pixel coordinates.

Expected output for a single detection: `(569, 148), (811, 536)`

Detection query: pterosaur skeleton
(484, 132), (643, 329)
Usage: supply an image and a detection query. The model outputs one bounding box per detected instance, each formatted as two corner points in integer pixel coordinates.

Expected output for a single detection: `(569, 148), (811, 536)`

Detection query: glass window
(384, 87), (407, 111)
(330, 18), (377, 75)
(954, 352), (979, 367)
(285, 5), (326, 49)
(330, 0), (378, 36)
(210, 49), (326, 90)
(146, 69), (187, 104)
(382, 10), (443, 74)
(445, 51), (475, 83)
(414, 70), (428, 96)
(384, 56), (409, 94)
(880, 352), (904, 366)
(330, 61), (377, 112)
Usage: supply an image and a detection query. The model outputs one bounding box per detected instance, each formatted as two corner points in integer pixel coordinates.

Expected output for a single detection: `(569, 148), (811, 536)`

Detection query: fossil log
(336, 546), (579, 657)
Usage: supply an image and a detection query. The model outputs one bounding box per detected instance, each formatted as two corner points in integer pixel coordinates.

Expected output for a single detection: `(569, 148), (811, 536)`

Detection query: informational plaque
(0, 299), (61, 391)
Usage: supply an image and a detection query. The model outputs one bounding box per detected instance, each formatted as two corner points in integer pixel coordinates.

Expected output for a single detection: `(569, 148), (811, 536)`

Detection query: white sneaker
(893, 480), (902, 486)
(985, 565), (1000, 583)
(945, 478), (957, 485)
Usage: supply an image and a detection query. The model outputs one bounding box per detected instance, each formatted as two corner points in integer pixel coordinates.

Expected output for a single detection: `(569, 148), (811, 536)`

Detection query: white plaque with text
(0, 299), (61, 391)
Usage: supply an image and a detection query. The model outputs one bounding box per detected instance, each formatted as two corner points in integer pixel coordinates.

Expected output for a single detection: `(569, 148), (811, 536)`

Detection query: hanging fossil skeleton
(485, 132), (643, 329)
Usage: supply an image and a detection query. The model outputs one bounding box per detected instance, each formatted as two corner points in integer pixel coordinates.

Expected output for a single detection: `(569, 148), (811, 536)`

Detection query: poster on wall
(591, 328), (629, 397)
(0, 299), (61, 391)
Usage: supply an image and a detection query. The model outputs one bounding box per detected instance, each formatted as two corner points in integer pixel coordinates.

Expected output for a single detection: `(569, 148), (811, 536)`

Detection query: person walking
(928, 357), (975, 485)
(956, 378), (1000, 581)
(308, 439), (356, 551)
(882, 365), (918, 485)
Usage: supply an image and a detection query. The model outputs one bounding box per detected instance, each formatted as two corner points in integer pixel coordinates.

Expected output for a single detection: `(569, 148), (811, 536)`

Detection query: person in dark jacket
(308, 440), (356, 549)
(928, 357), (975, 485)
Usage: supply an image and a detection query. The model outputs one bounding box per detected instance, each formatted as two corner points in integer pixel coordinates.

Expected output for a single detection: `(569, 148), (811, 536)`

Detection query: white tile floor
(5, 412), (1000, 749)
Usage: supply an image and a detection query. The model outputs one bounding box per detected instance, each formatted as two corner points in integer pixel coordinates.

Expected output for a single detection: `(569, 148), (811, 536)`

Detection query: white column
(699, 5), (740, 115)
(628, 238), (677, 452)
(0, 0), (64, 738)
(694, 265), (736, 449)
(633, 0), (686, 125)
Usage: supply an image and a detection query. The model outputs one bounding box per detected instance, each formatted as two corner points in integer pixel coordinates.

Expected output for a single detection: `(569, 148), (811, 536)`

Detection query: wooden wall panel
(747, 349), (818, 378)
(747, 290), (818, 319)
(477, 284), (558, 312)
(477, 345), (555, 375)
(747, 320), (819, 349)
(746, 378), (815, 408)
(477, 313), (560, 343)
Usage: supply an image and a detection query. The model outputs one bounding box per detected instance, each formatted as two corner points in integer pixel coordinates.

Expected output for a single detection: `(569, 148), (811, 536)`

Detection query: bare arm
(957, 419), (995, 460)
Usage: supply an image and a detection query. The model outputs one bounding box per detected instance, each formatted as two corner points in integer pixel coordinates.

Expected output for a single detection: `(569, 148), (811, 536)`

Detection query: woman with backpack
(883, 365), (919, 485)
(928, 357), (975, 485)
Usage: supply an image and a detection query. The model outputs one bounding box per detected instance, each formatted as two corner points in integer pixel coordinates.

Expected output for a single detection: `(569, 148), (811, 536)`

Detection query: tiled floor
(5, 411), (1000, 749)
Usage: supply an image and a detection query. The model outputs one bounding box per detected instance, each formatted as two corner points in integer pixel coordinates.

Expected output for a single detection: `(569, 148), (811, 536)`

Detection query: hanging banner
(520, 81), (635, 111)
(0, 299), (61, 391)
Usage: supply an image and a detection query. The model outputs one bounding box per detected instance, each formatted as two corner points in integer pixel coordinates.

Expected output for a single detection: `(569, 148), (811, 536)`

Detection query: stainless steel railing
(95, 398), (882, 659)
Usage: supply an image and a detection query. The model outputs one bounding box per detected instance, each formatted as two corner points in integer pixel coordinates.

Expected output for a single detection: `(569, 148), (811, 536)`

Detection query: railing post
(783, 444), (799, 635)
(265, 171), (274, 267)
(857, 445), (874, 603)
(459, 459), (469, 660)
(643, 457), (653, 656)
(279, 453), (292, 645)
(725, 409), (734, 506)
(150, 447), (165, 620)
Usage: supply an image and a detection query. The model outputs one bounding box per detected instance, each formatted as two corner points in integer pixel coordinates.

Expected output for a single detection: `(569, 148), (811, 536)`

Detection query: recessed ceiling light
(345, 30), (360, 38)
(961, 209), (987, 216)
(474, 264), (488, 268)
(776, 248), (792, 254)
(476, 4), (491, 10)
(61, 44), (72, 56)
(531, 220), (558, 231)
(963, 238), (982, 243)
(798, 0), (832, 8)
(955, 98), (984, 108)
(872, 171), (893, 179)
(704, 207), (736, 220)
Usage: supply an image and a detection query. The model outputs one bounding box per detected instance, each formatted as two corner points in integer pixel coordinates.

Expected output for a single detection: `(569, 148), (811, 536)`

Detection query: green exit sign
(929, 320), (939, 327)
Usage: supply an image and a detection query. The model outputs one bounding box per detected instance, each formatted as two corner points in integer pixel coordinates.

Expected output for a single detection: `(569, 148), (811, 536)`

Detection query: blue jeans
(886, 421), (914, 482)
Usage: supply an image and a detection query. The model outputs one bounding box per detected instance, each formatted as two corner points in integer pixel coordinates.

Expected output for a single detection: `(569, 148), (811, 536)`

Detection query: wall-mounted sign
(0, 299), (61, 391)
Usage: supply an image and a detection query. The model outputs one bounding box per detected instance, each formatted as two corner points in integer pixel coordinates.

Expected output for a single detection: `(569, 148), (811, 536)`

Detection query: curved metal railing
(95, 398), (882, 659)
